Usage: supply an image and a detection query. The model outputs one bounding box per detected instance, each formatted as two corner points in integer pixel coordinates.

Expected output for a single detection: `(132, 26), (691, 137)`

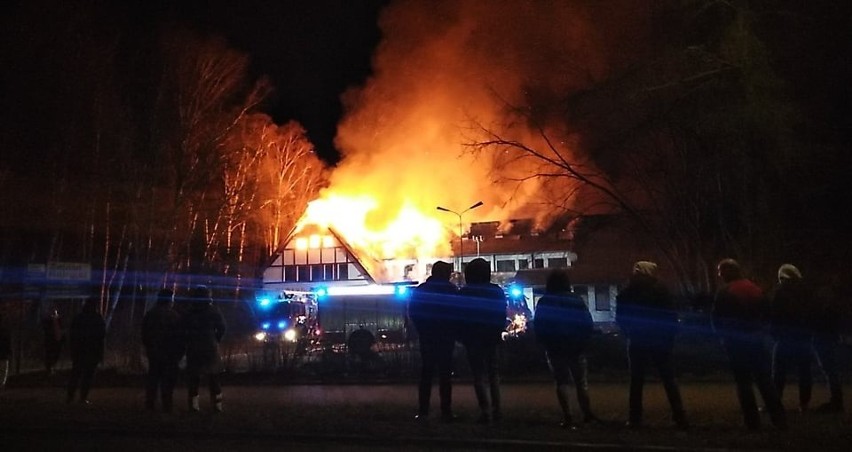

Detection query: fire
(294, 1), (621, 268)
(296, 193), (450, 261)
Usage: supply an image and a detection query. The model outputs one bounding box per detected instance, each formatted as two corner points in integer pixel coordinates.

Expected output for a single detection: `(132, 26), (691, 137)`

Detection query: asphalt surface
(2, 375), (851, 451)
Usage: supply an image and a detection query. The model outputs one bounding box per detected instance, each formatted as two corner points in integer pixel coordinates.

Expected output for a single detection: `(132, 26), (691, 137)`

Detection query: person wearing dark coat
(66, 299), (106, 404)
(182, 285), (226, 412)
(142, 288), (184, 412)
(409, 260), (458, 422)
(769, 264), (815, 412)
(713, 258), (786, 430)
(534, 269), (597, 429)
(616, 261), (688, 430)
(457, 258), (507, 424)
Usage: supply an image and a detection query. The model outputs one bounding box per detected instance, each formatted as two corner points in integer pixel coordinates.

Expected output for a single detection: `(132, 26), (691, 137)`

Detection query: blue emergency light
(261, 321), (271, 330)
(508, 285), (523, 298)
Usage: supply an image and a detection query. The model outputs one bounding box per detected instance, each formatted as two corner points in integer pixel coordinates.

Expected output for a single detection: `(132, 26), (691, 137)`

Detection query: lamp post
(436, 201), (484, 271)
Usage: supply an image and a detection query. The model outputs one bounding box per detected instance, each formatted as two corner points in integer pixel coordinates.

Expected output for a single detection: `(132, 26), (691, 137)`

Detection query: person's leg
(145, 356), (161, 410)
(436, 337), (455, 418)
(487, 345), (501, 420)
(568, 353), (594, 421)
(161, 360), (180, 413)
(187, 373), (201, 411)
(752, 343), (787, 430)
(656, 350), (688, 428)
(795, 343), (813, 410)
(66, 361), (81, 403)
(466, 343), (490, 422)
(0, 359), (9, 388)
(772, 341), (790, 403)
(78, 362), (97, 402)
(627, 343), (647, 426)
(417, 338), (438, 417)
(209, 373), (223, 412)
(814, 336), (844, 411)
(727, 346), (761, 429)
(548, 351), (573, 425)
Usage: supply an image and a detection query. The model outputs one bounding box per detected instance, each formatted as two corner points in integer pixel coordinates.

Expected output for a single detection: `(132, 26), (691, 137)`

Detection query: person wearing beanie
(713, 259), (786, 430)
(770, 264), (815, 412)
(616, 261), (688, 430)
(182, 285), (226, 412)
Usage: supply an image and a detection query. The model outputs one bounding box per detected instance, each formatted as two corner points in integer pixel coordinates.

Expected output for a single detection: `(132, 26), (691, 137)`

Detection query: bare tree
(468, 1), (797, 294)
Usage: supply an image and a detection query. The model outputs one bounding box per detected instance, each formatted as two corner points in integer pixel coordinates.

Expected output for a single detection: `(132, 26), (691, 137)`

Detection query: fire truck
(253, 283), (413, 355)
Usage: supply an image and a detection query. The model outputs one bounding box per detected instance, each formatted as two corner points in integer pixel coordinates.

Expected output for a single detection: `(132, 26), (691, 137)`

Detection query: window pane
(297, 265), (310, 282)
(284, 266), (297, 282)
(310, 264), (324, 281)
(533, 259), (544, 269)
(547, 257), (568, 268)
(518, 259), (529, 270)
(337, 263), (350, 280)
(496, 260), (516, 272)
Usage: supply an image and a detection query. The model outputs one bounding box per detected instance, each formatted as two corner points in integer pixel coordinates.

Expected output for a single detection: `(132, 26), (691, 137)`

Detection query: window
(284, 266), (297, 282)
(547, 257), (568, 268)
(337, 263), (350, 280)
(518, 259), (529, 270)
(310, 264), (325, 281)
(533, 258), (544, 269)
(595, 286), (611, 311)
(496, 260), (516, 272)
(297, 265), (310, 282)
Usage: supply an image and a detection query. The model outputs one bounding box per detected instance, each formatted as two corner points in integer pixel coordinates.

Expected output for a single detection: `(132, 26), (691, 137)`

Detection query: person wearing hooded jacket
(770, 264), (815, 412)
(408, 260), (459, 422)
(616, 261), (688, 430)
(182, 285), (226, 412)
(534, 269), (597, 429)
(66, 298), (106, 404)
(713, 258), (786, 430)
(142, 288), (184, 412)
(457, 258), (507, 424)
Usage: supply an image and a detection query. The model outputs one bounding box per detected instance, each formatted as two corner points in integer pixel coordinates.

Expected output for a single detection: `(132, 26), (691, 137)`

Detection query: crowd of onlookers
(408, 257), (845, 431)
(0, 257), (845, 433)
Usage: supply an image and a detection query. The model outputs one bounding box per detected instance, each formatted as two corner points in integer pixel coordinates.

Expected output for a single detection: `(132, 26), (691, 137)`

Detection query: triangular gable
(263, 224), (381, 284)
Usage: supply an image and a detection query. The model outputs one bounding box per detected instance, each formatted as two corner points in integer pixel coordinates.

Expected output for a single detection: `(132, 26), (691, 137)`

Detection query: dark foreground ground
(1, 374), (850, 451)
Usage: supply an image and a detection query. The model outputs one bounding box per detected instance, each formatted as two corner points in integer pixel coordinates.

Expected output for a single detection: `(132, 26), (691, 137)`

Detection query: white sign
(46, 262), (91, 281)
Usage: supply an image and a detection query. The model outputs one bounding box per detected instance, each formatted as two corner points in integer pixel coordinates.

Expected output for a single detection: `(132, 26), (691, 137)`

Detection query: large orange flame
(299, 1), (634, 265)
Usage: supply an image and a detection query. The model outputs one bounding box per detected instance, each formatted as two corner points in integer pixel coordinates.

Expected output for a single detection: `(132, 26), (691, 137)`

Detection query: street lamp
(436, 201), (484, 271)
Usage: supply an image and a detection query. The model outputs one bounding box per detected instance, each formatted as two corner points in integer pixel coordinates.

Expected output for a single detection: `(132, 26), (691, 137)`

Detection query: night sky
(169, 0), (389, 163)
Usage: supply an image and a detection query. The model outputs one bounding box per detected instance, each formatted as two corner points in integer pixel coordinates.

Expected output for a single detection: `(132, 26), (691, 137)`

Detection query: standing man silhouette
(409, 260), (458, 422)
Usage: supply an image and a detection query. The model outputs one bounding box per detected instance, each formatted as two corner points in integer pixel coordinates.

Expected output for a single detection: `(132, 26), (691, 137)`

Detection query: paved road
(1, 381), (850, 450)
